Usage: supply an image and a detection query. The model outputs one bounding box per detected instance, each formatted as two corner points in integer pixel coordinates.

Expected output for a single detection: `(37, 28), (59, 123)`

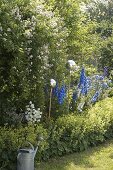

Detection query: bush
(108, 88), (113, 97)
(0, 124), (48, 170)
(1, 97), (113, 168)
(86, 97), (113, 140)
(42, 97), (113, 160)
(0, 0), (68, 114)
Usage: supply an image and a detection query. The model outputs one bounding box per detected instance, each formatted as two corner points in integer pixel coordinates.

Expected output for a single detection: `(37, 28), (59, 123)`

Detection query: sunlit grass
(36, 139), (113, 170)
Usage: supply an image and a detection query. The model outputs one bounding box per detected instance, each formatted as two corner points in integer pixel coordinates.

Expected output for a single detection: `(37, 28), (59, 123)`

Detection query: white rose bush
(0, 0), (68, 114)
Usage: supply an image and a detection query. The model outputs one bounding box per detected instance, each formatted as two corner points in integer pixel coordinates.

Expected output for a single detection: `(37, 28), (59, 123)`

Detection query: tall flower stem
(49, 87), (53, 118)
(68, 71), (71, 113)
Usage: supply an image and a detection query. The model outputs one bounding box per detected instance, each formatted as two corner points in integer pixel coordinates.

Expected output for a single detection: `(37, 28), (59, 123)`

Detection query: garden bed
(1, 97), (113, 169)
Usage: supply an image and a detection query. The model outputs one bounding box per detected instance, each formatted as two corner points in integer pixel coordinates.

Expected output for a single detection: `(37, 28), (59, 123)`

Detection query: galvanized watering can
(17, 142), (38, 170)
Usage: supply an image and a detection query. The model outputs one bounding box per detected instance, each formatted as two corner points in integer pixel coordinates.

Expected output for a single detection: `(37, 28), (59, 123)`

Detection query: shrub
(0, 0), (68, 114)
(0, 124), (48, 170)
(42, 97), (113, 160)
(1, 97), (113, 167)
(86, 97), (113, 140)
(108, 87), (113, 97)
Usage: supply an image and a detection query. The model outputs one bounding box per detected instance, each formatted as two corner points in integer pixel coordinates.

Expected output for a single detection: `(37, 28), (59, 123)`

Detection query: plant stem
(68, 71), (71, 113)
(49, 87), (53, 118)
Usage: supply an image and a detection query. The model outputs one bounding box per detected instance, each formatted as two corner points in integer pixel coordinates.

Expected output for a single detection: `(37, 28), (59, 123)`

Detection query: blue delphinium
(95, 75), (104, 80)
(53, 82), (59, 97)
(81, 77), (88, 95)
(70, 66), (112, 112)
(103, 66), (108, 77)
(91, 91), (100, 103)
(86, 77), (92, 92)
(78, 68), (88, 95)
(78, 67), (86, 88)
(58, 85), (66, 105)
(72, 92), (77, 102)
(102, 82), (109, 89)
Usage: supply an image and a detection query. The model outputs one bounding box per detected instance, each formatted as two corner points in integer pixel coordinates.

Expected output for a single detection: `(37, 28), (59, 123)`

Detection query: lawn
(36, 139), (113, 170)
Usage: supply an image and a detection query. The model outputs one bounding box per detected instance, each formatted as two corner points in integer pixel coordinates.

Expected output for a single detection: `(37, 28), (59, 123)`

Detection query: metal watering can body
(17, 142), (38, 170)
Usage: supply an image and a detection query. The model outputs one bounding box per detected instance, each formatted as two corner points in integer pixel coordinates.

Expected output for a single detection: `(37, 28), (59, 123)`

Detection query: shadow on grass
(36, 139), (113, 170)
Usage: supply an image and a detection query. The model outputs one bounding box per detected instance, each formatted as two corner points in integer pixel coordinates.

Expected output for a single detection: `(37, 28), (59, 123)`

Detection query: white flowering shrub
(25, 101), (42, 123)
(0, 0), (69, 113)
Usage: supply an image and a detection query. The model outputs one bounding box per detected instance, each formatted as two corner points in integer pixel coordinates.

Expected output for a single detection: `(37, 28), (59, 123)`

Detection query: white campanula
(25, 101), (42, 123)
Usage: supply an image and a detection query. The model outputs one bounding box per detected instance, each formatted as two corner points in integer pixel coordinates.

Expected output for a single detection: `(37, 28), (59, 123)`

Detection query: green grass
(36, 139), (113, 170)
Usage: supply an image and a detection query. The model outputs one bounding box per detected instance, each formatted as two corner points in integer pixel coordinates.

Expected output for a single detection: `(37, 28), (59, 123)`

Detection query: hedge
(1, 97), (113, 169)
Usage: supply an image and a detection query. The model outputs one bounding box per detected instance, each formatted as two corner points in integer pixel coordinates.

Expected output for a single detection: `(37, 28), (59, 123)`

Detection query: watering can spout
(34, 146), (38, 157)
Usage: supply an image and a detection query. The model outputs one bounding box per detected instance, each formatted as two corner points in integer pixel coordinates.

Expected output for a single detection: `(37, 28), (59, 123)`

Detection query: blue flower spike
(58, 85), (66, 105)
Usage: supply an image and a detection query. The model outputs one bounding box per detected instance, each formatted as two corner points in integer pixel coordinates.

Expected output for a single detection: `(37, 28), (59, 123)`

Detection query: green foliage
(1, 0), (113, 116)
(0, 0), (69, 114)
(0, 124), (48, 169)
(1, 0), (113, 167)
(45, 97), (113, 159)
(36, 139), (113, 170)
(85, 0), (113, 69)
(87, 97), (113, 139)
(108, 88), (113, 97)
(1, 97), (113, 167)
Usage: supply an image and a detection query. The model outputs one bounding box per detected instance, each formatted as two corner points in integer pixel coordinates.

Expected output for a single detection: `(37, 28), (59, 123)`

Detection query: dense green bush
(43, 97), (113, 159)
(86, 97), (113, 140)
(108, 87), (113, 97)
(1, 97), (113, 168)
(0, 124), (48, 170)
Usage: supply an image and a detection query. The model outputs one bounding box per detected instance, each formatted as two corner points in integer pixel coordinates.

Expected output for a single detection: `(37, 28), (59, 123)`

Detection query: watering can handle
(27, 141), (34, 150)
(17, 153), (21, 166)
(17, 141), (34, 152)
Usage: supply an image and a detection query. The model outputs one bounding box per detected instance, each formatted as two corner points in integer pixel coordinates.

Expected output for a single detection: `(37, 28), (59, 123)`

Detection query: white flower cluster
(40, 44), (51, 70)
(34, 2), (54, 19)
(23, 16), (37, 40)
(50, 79), (56, 87)
(67, 60), (79, 71)
(11, 6), (22, 21)
(25, 101), (42, 123)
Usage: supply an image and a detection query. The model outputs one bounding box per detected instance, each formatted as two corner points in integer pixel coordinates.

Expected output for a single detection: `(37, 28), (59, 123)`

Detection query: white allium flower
(50, 79), (56, 87)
